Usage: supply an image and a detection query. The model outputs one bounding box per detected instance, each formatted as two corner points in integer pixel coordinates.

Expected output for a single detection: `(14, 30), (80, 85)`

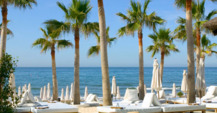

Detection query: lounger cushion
(161, 104), (206, 112)
(124, 88), (139, 102)
(142, 93), (161, 107)
(97, 106), (161, 113)
(207, 86), (217, 96)
(14, 107), (31, 112)
(159, 90), (165, 99)
(31, 102), (78, 113)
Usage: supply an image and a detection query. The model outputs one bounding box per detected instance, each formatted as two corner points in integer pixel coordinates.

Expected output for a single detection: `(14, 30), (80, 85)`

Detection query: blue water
(14, 67), (217, 97)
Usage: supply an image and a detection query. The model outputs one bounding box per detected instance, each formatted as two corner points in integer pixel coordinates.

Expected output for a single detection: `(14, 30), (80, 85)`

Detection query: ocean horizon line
(15, 66), (217, 68)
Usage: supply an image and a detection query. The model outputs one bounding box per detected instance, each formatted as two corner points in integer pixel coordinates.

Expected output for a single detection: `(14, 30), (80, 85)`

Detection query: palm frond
(14, 0), (37, 9)
(57, 40), (73, 50)
(88, 45), (100, 57)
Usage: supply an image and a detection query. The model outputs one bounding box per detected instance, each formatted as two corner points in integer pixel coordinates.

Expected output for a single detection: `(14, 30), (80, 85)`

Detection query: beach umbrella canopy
(42, 86), (47, 101)
(9, 73), (16, 94)
(144, 84), (147, 95)
(116, 86), (121, 99)
(18, 86), (21, 97)
(70, 83), (74, 101)
(40, 87), (43, 99)
(47, 83), (50, 99)
(151, 59), (162, 92)
(111, 76), (117, 96)
(22, 86), (26, 93)
(181, 70), (188, 93)
(172, 83), (176, 98)
(84, 86), (88, 100)
(28, 83), (31, 92)
(65, 86), (70, 101)
(203, 17), (217, 35)
(196, 58), (206, 97)
(61, 88), (64, 101)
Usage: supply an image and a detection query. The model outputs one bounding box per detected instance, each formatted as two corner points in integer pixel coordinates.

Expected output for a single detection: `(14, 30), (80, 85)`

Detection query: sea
(14, 67), (217, 97)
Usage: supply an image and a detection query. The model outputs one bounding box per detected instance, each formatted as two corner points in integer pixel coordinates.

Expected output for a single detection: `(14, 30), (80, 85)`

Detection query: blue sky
(3, 0), (217, 67)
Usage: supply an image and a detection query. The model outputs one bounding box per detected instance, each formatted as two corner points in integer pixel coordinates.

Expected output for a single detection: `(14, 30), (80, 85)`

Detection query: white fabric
(159, 90), (165, 99)
(28, 83), (31, 92)
(123, 88), (139, 102)
(84, 86), (88, 100)
(60, 88), (64, 101)
(70, 83), (74, 101)
(47, 83), (50, 100)
(206, 86), (217, 96)
(137, 86), (139, 93)
(181, 70), (188, 93)
(151, 59), (162, 92)
(144, 84), (147, 94)
(142, 93), (161, 107)
(161, 104), (206, 112)
(116, 86), (121, 99)
(42, 86), (47, 101)
(18, 90), (36, 106)
(31, 102), (78, 113)
(111, 76), (117, 96)
(65, 86), (70, 101)
(97, 106), (161, 113)
(40, 87), (43, 99)
(196, 58), (206, 97)
(18, 86), (21, 97)
(18, 91), (28, 106)
(85, 94), (100, 103)
(34, 96), (42, 102)
(172, 83), (176, 98)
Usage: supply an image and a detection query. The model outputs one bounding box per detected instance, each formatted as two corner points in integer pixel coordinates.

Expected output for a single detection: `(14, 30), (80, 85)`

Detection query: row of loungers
(167, 86), (217, 113)
(14, 88), (210, 113)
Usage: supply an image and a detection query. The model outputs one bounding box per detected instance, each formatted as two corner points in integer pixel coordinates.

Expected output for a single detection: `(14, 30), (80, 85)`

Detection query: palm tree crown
(147, 28), (179, 57)
(200, 34), (217, 58)
(117, 0), (164, 36)
(32, 27), (72, 53)
(57, 0), (92, 30)
(88, 25), (116, 56)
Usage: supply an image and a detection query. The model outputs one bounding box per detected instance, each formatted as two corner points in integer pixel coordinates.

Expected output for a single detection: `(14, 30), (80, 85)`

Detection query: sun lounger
(97, 93), (206, 113)
(14, 107), (32, 113)
(31, 102), (78, 113)
(161, 104), (206, 113)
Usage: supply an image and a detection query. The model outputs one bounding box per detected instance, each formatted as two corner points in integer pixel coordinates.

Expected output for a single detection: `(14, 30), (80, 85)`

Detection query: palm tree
(0, 0), (36, 58)
(147, 28), (179, 82)
(192, 0), (217, 79)
(175, 0), (195, 103)
(97, 0), (112, 106)
(32, 26), (72, 100)
(200, 34), (217, 60)
(116, 0), (164, 99)
(57, 0), (92, 104)
(175, 0), (217, 101)
(88, 26), (116, 56)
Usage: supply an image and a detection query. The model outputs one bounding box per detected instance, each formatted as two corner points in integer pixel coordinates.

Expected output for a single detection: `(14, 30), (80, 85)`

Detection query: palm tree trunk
(73, 26), (80, 104)
(186, 0), (195, 104)
(0, 0), (8, 58)
(160, 49), (165, 82)
(51, 46), (58, 100)
(138, 29), (144, 100)
(0, 0), (7, 100)
(196, 27), (201, 97)
(98, 0), (112, 106)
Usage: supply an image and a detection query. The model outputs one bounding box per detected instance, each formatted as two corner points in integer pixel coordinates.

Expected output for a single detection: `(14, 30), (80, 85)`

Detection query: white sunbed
(97, 93), (206, 113)
(31, 102), (78, 113)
